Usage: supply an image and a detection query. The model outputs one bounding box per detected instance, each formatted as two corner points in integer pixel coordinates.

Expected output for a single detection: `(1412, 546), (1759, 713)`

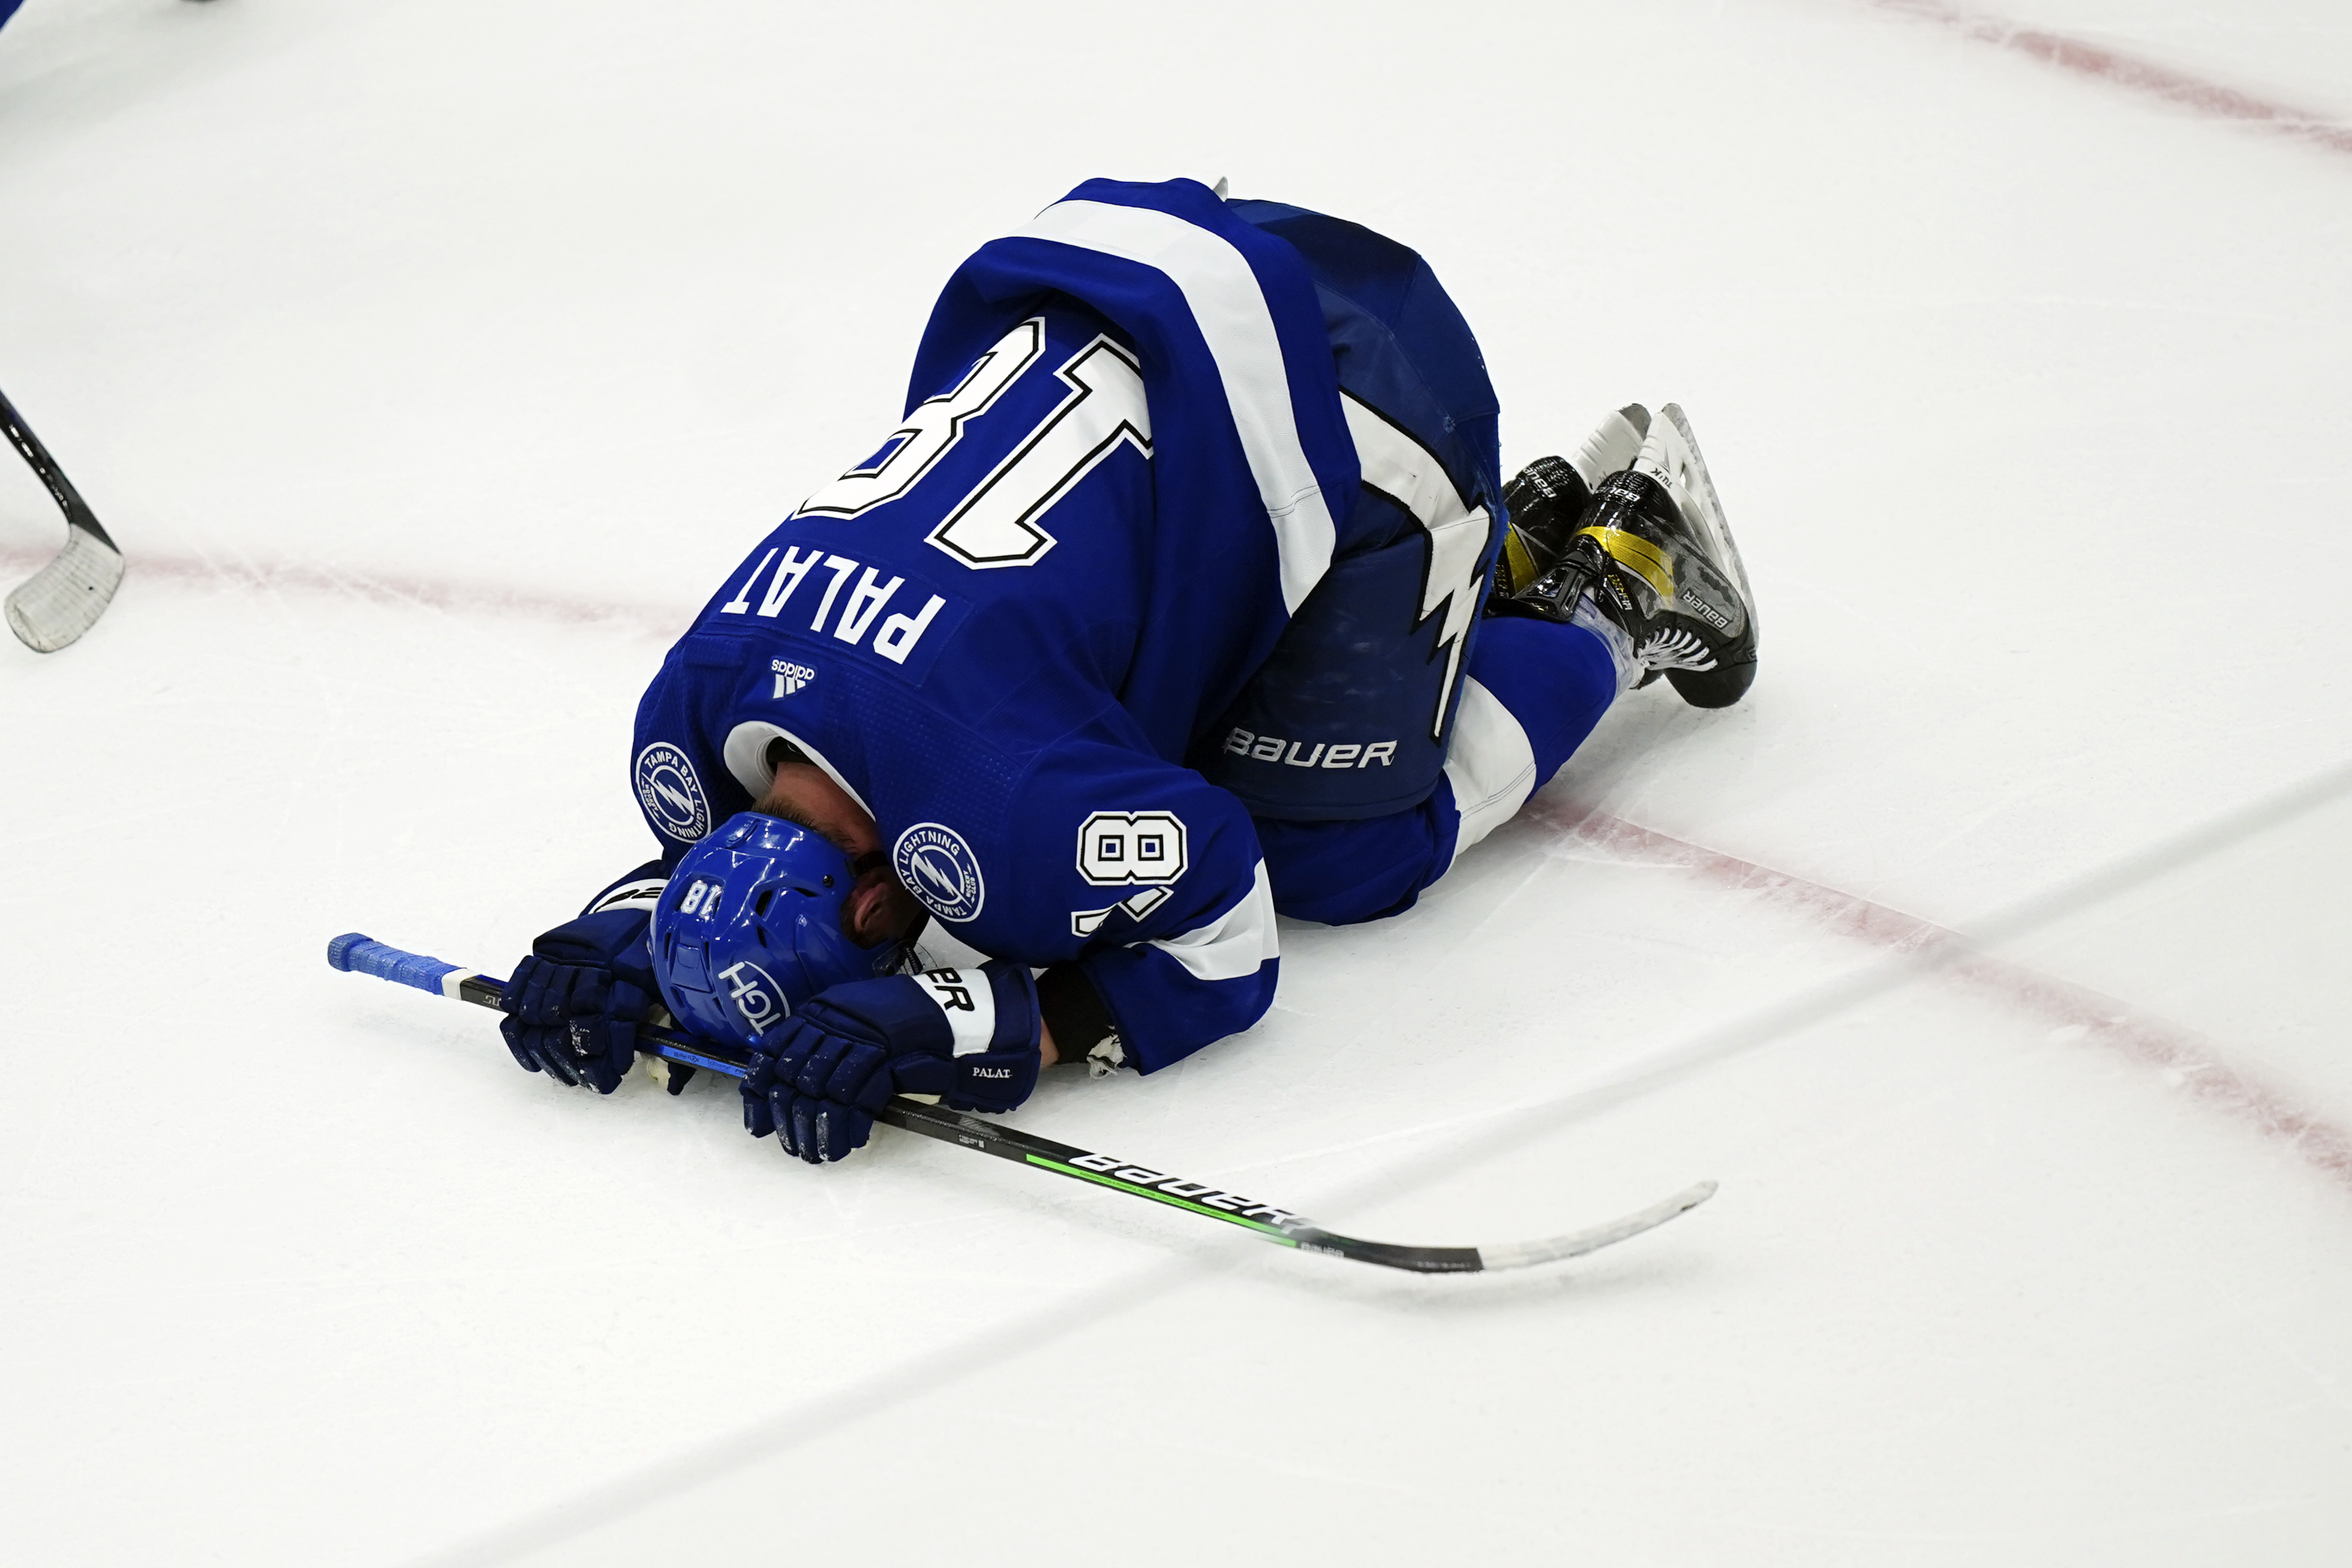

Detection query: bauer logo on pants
(893, 822), (986, 923)
(634, 742), (711, 842)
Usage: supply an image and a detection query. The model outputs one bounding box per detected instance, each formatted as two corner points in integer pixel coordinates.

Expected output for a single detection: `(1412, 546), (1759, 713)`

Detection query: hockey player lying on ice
(498, 179), (1760, 1162)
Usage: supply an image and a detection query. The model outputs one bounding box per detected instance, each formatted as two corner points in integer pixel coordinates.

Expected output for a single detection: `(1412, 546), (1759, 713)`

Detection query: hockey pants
(1255, 614), (1621, 925)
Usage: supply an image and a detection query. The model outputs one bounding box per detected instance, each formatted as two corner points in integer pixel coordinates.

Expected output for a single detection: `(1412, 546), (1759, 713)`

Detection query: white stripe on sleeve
(1148, 860), (1279, 983)
(1442, 677), (1539, 863)
(1020, 200), (1338, 614)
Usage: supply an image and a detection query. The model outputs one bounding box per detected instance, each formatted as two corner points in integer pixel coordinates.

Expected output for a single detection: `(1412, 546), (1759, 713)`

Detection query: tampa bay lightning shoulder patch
(893, 821), (986, 923)
(635, 741), (711, 842)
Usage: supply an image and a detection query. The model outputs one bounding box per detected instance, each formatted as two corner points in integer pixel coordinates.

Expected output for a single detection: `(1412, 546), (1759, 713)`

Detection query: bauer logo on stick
(633, 742), (710, 842)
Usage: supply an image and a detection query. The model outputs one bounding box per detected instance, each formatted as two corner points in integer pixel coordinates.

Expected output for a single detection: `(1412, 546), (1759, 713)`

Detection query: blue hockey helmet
(650, 812), (905, 1050)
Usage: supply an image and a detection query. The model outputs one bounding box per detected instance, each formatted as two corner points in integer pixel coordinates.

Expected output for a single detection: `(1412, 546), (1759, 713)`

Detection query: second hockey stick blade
(4, 386), (123, 653)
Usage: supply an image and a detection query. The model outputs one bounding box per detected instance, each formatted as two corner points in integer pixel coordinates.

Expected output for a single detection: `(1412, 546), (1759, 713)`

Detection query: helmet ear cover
(649, 812), (905, 1051)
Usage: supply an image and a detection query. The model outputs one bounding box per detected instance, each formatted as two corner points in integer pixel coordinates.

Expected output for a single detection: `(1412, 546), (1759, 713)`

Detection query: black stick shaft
(326, 932), (1712, 1273)
(453, 972), (1339, 1253)
(0, 386), (115, 548)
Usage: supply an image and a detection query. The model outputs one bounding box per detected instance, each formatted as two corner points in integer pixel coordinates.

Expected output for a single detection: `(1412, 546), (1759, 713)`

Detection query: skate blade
(1655, 404), (1755, 633)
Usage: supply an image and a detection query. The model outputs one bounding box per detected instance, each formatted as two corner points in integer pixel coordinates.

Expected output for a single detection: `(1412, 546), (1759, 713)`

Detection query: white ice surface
(2, 1), (2349, 1563)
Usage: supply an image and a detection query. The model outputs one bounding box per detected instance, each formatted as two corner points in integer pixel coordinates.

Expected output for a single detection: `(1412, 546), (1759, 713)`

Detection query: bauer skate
(1494, 402), (1651, 596)
(1494, 404), (1759, 709)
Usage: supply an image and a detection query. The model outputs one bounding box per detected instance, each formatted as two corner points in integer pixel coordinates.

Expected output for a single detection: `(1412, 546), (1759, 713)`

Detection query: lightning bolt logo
(1338, 393), (1495, 739)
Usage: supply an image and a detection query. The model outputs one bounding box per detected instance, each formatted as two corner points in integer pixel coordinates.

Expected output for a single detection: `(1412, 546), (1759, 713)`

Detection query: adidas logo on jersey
(770, 659), (816, 698)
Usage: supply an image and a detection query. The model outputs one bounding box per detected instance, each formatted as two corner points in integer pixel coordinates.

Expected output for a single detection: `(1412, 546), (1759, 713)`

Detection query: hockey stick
(3, 385), (124, 653)
(328, 932), (1716, 1273)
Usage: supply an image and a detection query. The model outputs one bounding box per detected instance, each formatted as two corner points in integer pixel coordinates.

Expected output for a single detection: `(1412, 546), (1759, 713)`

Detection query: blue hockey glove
(500, 908), (655, 1095)
(741, 963), (1041, 1163)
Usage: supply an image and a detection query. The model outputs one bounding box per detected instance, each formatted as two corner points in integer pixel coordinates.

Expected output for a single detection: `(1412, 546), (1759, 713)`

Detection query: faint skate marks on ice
(0, 545), (691, 639)
(1875, 0), (2352, 158)
(1525, 795), (2352, 1194)
(25, 533), (2341, 1191)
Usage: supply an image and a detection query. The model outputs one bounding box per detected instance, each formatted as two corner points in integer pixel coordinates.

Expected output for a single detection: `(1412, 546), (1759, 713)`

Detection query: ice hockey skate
(1495, 402), (1759, 709)
(1495, 402), (1651, 595)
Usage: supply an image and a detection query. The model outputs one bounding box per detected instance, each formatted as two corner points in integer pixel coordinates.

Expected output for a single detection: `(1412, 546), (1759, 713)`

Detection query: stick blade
(1473, 1180), (1718, 1272)
(7, 525), (124, 652)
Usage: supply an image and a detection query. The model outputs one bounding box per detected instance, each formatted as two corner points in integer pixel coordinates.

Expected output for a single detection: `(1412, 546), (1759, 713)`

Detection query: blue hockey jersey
(629, 178), (1396, 1071)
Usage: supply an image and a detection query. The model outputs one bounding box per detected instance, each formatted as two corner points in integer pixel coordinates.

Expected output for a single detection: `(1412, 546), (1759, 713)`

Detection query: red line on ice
(1524, 797), (2352, 1194)
(1875, 0), (2352, 158)
(18, 540), (2345, 1194)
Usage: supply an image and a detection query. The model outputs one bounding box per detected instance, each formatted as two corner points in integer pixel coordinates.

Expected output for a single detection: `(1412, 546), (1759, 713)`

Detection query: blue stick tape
(326, 932), (463, 996)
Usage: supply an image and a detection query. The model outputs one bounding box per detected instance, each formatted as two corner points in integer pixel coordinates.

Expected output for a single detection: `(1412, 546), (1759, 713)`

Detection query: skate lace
(1637, 626), (1716, 672)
